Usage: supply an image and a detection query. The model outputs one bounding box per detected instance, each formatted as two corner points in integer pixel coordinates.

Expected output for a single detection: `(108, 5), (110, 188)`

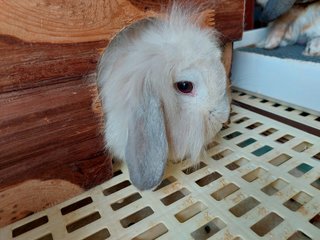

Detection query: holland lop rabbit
(97, 5), (230, 190)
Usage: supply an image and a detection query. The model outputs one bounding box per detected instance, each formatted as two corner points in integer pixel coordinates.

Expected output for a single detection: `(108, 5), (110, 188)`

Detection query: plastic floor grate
(1, 92), (319, 240)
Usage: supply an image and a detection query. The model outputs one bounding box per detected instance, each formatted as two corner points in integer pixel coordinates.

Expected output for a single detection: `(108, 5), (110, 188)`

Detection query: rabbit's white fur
(97, 5), (230, 190)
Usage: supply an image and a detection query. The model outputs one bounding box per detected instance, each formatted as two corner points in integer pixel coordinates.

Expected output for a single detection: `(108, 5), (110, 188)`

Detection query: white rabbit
(97, 5), (230, 190)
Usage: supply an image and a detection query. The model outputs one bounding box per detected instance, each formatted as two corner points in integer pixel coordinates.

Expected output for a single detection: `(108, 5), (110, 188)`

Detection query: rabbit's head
(97, 7), (230, 190)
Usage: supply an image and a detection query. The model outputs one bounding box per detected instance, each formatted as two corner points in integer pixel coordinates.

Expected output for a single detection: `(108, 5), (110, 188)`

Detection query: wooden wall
(0, 0), (244, 227)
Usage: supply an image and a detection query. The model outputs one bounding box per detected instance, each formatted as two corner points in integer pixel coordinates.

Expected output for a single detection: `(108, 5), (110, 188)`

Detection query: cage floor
(1, 91), (319, 240)
(238, 44), (320, 63)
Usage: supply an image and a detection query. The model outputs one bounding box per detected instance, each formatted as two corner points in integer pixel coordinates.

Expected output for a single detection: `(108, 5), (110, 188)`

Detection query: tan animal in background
(257, 0), (320, 56)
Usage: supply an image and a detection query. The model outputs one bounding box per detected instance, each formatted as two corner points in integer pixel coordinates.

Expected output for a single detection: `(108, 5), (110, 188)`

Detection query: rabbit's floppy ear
(125, 84), (168, 190)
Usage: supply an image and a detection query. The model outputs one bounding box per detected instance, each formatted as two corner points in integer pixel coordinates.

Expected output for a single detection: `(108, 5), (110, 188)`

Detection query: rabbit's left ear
(125, 88), (168, 190)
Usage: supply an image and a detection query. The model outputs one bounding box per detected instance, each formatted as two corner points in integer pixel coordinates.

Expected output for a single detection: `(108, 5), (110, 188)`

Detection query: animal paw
(303, 37), (320, 56)
(257, 27), (287, 49)
(257, 35), (282, 49)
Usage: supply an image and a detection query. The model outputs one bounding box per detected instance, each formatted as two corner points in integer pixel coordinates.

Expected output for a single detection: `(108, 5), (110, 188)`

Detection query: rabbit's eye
(175, 81), (193, 94)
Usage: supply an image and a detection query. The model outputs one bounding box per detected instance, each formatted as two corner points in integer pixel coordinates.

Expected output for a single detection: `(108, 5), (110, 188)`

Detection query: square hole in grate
(132, 223), (168, 240)
(261, 179), (288, 196)
(83, 228), (111, 240)
(111, 192), (142, 211)
(292, 141), (313, 152)
(313, 152), (320, 161)
(36, 234), (53, 240)
(175, 201), (207, 223)
(239, 92), (246, 96)
(273, 103), (281, 107)
(211, 183), (240, 201)
(260, 128), (277, 136)
(112, 169), (123, 177)
(223, 131), (242, 140)
(249, 95), (257, 99)
(276, 134), (294, 144)
(234, 117), (249, 124)
(269, 154), (292, 166)
(242, 168), (267, 182)
(153, 176), (177, 191)
(309, 213), (320, 229)
(191, 218), (226, 240)
(260, 99), (268, 103)
(12, 216), (48, 237)
(120, 207), (154, 228)
(315, 116), (320, 122)
(196, 171), (222, 187)
(66, 212), (101, 233)
(225, 157), (249, 171)
(246, 122), (262, 130)
(251, 212), (284, 237)
(252, 145), (273, 157)
(230, 112), (238, 117)
(212, 149), (233, 160)
(299, 112), (310, 117)
(237, 138), (256, 148)
(288, 163), (313, 177)
(161, 188), (191, 206)
(229, 197), (260, 217)
(283, 191), (312, 211)
(285, 107), (295, 112)
(311, 178), (320, 190)
(61, 197), (93, 215)
(287, 231), (311, 240)
(182, 162), (207, 175)
(103, 180), (131, 196)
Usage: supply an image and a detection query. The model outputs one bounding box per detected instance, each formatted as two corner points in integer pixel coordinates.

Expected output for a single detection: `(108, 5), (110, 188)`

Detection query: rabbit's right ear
(125, 87), (168, 190)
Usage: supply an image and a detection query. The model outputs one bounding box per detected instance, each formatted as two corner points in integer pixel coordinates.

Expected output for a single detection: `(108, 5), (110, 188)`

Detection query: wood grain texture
(0, 78), (111, 188)
(0, 0), (244, 43)
(0, 78), (113, 226)
(0, 0), (156, 43)
(0, 180), (83, 227)
(0, 36), (107, 93)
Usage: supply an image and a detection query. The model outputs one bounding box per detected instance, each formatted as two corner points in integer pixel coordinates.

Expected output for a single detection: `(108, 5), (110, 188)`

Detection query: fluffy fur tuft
(97, 4), (230, 190)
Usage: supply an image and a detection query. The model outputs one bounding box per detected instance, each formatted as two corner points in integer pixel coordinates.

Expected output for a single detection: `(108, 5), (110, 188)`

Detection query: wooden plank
(0, 79), (113, 227)
(0, 79), (111, 188)
(0, 0), (244, 44)
(0, 36), (107, 93)
(214, 0), (245, 41)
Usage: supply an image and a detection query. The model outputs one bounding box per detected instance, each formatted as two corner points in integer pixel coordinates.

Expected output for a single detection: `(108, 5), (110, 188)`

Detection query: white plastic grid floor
(1, 91), (319, 240)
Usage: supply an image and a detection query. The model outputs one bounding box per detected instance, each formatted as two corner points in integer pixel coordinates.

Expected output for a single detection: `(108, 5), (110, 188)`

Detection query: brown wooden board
(0, 36), (107, 94)
(0, 78), (113, 226)
(0, 0), (244, 44)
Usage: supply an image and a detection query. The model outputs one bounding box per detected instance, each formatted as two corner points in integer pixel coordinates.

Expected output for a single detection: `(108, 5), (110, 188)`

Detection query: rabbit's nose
(210, 97), (230, 123)
(210, 109), (230, 123)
